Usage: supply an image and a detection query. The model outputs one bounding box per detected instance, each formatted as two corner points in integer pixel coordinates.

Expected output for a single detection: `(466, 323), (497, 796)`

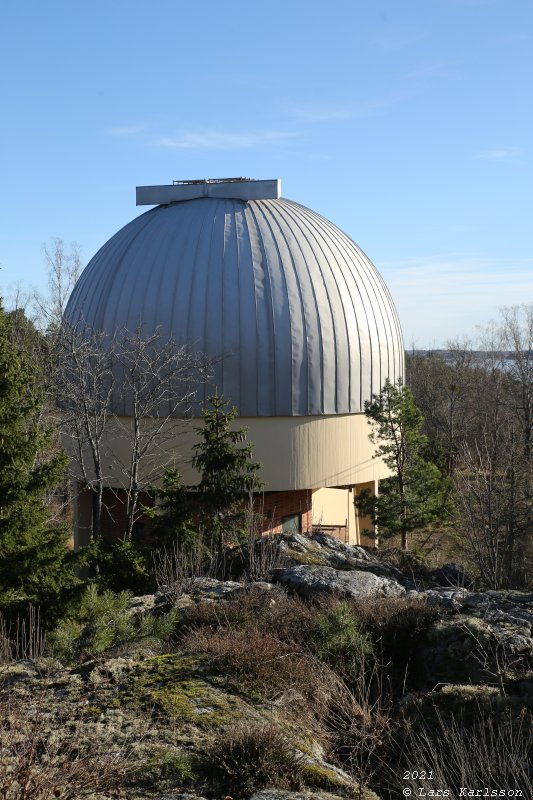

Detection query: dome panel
(64, 196), (404, 416)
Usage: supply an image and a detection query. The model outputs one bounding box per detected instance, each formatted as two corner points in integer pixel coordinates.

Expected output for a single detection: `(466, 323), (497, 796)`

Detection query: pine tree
(357, 379), (452, 550)
(0, 300), (76, 616)
(191, 394), (263, 550)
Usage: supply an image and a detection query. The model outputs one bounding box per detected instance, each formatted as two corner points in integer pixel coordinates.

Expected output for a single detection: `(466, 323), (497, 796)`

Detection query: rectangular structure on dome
(136, 178), (281, 205)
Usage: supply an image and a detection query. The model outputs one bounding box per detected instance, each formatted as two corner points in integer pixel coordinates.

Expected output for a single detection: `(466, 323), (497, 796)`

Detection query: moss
(119, 653), (244, 729)
(140, 746), (198, 785)
(401, 683), (532, 729)
(301, 762), (349, 790)
(284, 548), (328, 566)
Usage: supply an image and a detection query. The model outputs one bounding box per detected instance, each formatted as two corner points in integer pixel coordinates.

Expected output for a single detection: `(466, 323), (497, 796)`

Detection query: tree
(110, 326), (210, 539)
(357, 379), (452, 551)
(150, 468), (197, 548)
(191, 393), (263, 550)
(34, 237), (82, 333)
(0, 300), (76, 616)
(499, 305), (533, 463)
(454, 421), (531, 589)
(58, 324), (210, 543)
(58, 324), (116, 543)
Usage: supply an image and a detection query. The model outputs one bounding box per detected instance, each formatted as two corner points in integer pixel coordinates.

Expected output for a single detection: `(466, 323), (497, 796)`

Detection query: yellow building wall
(64, 413), (390, 493)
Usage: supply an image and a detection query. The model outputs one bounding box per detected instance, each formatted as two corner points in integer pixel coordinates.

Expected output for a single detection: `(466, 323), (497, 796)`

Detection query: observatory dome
(65, 180), (404, 417)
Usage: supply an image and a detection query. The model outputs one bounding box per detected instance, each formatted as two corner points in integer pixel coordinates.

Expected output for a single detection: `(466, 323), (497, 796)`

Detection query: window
(282, 513), (301, 535)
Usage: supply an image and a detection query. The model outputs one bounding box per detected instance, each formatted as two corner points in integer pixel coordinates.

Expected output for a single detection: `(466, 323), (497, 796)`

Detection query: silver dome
(64, 196), (404, 416)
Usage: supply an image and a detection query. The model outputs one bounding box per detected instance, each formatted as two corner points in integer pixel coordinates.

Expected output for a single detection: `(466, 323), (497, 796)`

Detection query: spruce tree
(357, 379), (452, 550)
(192, 393), (263, 550)
(0, 300), (75, 616)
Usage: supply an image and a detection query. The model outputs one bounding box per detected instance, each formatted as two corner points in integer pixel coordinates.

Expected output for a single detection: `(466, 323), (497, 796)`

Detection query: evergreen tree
(0, 300), (76, 616)
(191, 394), (263, 549)
(357, 379), (452, 550)
(150, 467), (197, 549)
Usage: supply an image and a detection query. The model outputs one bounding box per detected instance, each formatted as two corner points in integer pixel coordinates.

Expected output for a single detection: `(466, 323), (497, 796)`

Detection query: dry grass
(391, 705), (533, 798)
(0, 607), (48, 666)
(152, 539), (216, 604)
(181, 583), (315, 643)
(0, 693), (129, 799)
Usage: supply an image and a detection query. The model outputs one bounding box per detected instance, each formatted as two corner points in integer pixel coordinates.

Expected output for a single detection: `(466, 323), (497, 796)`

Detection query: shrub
(182, 625), (321, 706)
(50, 585), (178, 662)
(152, 538), (215, 605)
(309, 600), (373, 682)
(201, 720), (304, 798)
(94, 538), (154, 595)
(351, 594), (439, 690)
(181, 584), (314, 646)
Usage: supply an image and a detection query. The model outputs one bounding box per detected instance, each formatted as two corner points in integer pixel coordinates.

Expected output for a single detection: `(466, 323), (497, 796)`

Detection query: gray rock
(152, 795), (208, 800)
(272, 564), (404, 600)
(185, 577), (245, 599)
(421, 586), (470, 610)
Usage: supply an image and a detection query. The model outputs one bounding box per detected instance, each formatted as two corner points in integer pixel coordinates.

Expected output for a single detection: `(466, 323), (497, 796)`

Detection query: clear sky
(0, 0), (531, 347)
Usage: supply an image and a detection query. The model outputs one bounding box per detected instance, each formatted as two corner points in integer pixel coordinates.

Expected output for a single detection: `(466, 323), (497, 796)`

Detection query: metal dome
(64, 191), (404, 416)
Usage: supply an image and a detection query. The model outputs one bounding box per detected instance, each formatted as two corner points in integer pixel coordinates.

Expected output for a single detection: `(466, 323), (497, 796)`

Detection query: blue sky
(0, 0), (531, 347)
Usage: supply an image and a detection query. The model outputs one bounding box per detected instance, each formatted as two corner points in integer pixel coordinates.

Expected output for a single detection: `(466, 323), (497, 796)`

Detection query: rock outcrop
(1, 531), (532, 799)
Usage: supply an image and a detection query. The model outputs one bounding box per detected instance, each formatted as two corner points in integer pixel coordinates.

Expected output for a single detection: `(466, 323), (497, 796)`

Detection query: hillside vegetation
(1, 532), (532, 800)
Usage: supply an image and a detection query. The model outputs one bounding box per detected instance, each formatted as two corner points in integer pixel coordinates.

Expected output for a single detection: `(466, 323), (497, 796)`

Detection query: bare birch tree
(34, 238), (82, 332)
(499, 304), (533, 463)
(57, 324), (116, 542)
(99, 326), (211, 540)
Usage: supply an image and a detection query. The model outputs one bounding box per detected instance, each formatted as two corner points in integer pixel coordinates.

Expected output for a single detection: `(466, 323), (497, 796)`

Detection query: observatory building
(64, 178), (404, 545)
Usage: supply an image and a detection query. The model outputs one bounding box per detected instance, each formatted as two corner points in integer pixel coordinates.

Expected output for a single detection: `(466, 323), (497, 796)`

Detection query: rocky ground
(1, 532), (532, 800)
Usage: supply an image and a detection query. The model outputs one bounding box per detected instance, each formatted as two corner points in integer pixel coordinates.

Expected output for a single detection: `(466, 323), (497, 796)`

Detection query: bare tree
(57, 323), (116, 542)
(34, 238), (82, 332)
(59, 321), (211, 543)
(110, 327), (210, 539)
(454, 418), (531, 588)
(499, 304), (533, 463)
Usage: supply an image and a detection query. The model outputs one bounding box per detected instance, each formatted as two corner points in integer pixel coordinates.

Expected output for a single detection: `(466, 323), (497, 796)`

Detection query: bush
(50, 585), (178, 662)
(310, 600), (373, 682)
(201, 720), (304, 798)
(94, 538), (154, 595)
(182, 624), (322, 708)
(351, 595), (439, 691)
(181, 584), (315, 645)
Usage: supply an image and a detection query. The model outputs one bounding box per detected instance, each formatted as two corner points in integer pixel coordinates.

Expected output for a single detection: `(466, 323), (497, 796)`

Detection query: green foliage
(94, 537), (155, 595)
(358, 378), (453, 550)
(149, 468), (198, 549)
(191, 393), (263, 548)
(50, 584), (179, 662)
(142, 747), (198, 785)
(310, 601), (373, 681)
(0, 300), (78, 618)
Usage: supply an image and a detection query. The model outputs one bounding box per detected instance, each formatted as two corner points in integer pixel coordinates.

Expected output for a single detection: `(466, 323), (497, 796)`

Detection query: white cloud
(157, 129), (297, 150)
(380, 255), (533, 347)
(475, 147), (524, 161)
